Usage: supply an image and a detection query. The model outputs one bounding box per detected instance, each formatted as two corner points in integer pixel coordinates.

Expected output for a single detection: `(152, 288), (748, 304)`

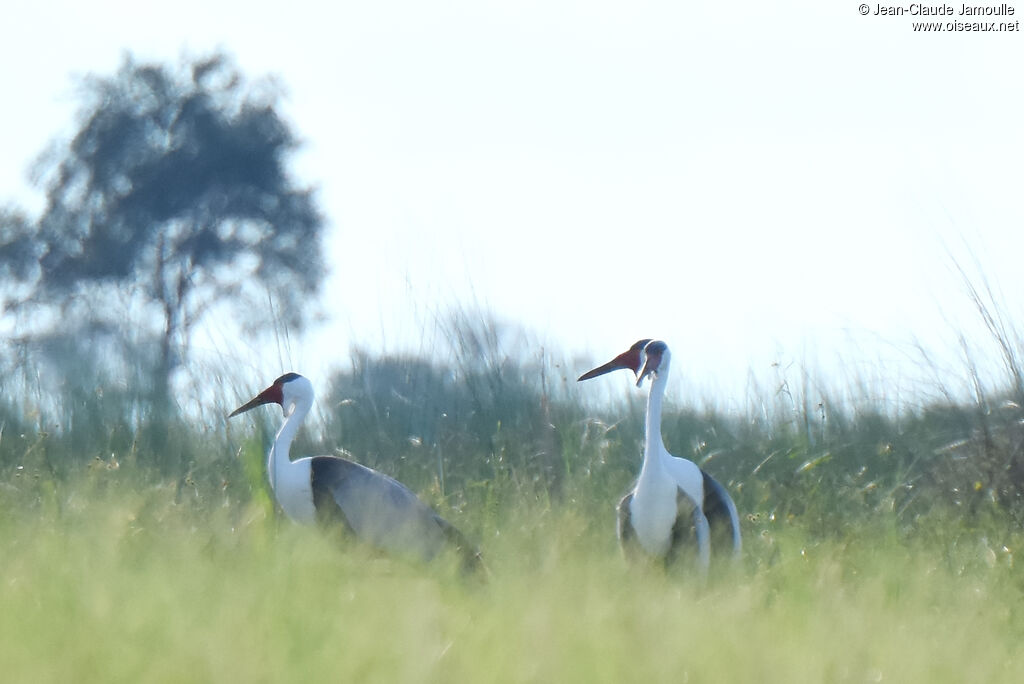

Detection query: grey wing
(432, 512), (486, 574)
(311, 456), (483, 571)
(701, 471), (742, 557)
(310, 456), (456, 562)
(311, 457), (360, 534)
(669, 488), (710, 571)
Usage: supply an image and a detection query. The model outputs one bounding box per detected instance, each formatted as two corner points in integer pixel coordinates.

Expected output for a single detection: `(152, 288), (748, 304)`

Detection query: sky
(2, 0), (1023, 408)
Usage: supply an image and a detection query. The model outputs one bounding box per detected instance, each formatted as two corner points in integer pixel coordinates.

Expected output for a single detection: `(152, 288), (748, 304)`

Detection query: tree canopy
(0, 52), (326, 413)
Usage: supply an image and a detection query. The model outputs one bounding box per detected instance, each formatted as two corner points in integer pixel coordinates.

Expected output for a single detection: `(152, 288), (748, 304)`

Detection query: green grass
(2, 470), (1022, 683)
(5, 303), (1024, 682)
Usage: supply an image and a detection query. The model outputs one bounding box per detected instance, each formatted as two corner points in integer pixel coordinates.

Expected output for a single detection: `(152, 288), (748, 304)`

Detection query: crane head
(578, 339), (655, 386)
(636, 340), (668, 386)
(229, 372), (305, 417)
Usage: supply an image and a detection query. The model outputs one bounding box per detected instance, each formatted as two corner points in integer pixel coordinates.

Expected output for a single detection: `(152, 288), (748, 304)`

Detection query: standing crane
(578, 339), (741, 570)
(229, 372), (483, 573)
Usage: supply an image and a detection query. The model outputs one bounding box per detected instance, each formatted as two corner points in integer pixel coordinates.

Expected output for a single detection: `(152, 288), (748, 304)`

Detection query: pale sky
(2, 1), (1023, 407)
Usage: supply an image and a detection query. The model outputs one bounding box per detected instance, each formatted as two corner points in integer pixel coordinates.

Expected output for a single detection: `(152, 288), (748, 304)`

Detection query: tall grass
(2, 470), (1022, 682)
(3, 307), (1024, 681)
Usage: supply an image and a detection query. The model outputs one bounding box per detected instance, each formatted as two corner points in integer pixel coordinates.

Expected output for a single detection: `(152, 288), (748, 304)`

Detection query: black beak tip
(577, 368), (604, 382)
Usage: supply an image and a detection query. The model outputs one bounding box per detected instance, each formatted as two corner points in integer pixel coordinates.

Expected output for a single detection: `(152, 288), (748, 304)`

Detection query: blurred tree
(0, 52), (325, 415)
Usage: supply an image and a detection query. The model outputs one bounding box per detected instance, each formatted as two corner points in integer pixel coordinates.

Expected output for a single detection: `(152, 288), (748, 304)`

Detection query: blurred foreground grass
(5, 304), (1024, 682)
(2, 472), (1022, 683)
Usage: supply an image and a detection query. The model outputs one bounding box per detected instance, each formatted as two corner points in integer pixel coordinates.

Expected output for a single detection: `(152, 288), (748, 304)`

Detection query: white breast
(272, 455), (317, 525)
(629, 467), (681, 557)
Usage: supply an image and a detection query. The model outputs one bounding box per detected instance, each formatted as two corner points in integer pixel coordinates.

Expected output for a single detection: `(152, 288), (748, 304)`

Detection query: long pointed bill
(578, 348), (644, 382)
(228, 386), (279, 418)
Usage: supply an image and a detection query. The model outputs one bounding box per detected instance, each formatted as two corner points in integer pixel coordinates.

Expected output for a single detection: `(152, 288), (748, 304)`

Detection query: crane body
(230, 372), (482, 572)
(579, 340), (741, 570)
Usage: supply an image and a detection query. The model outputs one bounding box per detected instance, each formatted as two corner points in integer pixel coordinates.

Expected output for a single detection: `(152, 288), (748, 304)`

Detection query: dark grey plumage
(310, 456), (483, 572)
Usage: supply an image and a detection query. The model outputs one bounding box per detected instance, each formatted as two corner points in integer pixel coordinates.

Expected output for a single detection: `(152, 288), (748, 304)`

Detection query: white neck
(269, 392), (312, 492)
(642, 370), (669, 470)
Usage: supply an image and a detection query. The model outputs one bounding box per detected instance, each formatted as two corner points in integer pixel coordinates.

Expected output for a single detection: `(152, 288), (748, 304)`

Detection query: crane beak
(228, 386), (279, 418)
(578, 347), (644, 382)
